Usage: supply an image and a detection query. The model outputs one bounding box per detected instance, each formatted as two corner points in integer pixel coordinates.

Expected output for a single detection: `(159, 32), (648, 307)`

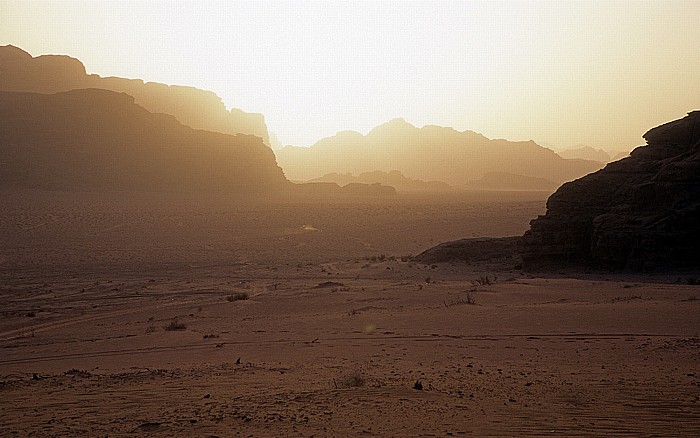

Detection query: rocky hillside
(0, 89), (287, 192)
(0, 45), (270, 146)
(520, 111), (700, 271)
(276, 118), (603, 186)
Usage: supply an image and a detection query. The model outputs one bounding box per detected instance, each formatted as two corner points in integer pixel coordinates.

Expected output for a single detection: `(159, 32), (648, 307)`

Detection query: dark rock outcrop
(414, 237), (520, 268)
(520, 111), (700, 271)
(0, 45), (271, 146)
(0, 89), (287, 193)
(309, 170), (452, 193)
(290, 182), (396, 198)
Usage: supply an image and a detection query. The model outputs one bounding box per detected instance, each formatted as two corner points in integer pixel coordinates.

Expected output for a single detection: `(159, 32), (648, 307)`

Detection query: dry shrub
(336, 371), (366, 388)
(163, 318), (187, 331)
(226, 292), (249, 302)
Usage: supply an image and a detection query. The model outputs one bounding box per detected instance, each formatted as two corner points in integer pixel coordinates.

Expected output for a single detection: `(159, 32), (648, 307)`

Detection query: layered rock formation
(0, 89), (287, 193)
(276, 118), (603, 187)
(520, 111), (700, 271)
(0, 45), (270, 146)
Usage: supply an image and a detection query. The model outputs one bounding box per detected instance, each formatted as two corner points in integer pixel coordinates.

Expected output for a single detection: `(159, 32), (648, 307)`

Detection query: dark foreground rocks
(414, 237), (520, 268)
(520, 111), (700, 271)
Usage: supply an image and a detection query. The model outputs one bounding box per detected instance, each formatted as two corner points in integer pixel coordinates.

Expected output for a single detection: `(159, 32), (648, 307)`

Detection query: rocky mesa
(0, 45), (271, 146)
(520, 111), (700, 271)
(0, 89), (287, 193)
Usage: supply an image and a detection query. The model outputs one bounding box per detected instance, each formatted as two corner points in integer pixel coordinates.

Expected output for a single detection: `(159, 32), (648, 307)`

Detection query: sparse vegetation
(226, 292), (249, 302)
(687, 277), (698, 285)
(64, 368), (92, 378)
(472, 275), (495, 286)
(335, 371), (366, 388)
(163, 318), (187, 331)
(145, 324), (157, 334)
(611, 295), (642, 303)
(443, 292), (477, 307)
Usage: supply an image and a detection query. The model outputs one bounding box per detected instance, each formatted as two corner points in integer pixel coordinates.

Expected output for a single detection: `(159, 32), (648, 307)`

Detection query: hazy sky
(2, 0), (699, 150)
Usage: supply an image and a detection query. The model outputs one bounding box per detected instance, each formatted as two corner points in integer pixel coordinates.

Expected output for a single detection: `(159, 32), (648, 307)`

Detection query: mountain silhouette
(0, 89), (287, 192)
(308, 170), (452, 193)
(0, 45), (270, 146)
(520, 111), (700, 270)
(557, 145), (611, 163)
(275, 118), (603, 186)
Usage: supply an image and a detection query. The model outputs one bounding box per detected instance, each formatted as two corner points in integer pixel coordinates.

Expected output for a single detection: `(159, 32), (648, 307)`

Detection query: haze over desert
(1, 1), (700, 436)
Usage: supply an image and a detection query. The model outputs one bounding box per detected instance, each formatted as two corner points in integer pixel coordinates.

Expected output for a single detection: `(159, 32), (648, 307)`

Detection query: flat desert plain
(1, 190), (698, 436)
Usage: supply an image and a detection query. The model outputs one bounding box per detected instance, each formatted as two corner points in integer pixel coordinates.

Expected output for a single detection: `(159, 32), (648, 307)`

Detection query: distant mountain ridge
(0, 89), (287, 192)
(308, 170), (452, 193)
(557, 145), (611, 163)
(0, 45), (271, 146)
(276, 118), (604, 186)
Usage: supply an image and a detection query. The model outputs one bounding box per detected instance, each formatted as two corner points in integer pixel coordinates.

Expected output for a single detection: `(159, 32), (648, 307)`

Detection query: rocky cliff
(0, 89), (287, 193)
(0, 45), (270, 146)
(520, 111), (700, 271)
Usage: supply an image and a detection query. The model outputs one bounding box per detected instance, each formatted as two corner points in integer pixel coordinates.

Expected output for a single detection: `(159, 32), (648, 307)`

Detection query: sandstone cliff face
(0, 89), (287, 193)
(520, 111), (700, 271)
(0, 45), (270, 146)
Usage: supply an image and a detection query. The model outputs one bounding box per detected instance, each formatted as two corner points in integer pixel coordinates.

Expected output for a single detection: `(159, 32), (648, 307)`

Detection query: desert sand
(1, 190), (698, 436)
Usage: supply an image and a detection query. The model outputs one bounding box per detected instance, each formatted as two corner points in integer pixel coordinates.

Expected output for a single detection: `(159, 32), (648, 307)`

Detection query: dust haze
(1, 41), (699, 437)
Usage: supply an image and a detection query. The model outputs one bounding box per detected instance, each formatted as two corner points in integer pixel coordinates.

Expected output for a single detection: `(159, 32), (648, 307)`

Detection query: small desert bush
(336, 371), (366, 388)
(163, 318), (187, 331)
(145, 324), (157, 334)
(466, 291), (476, 305)
(226, 292), (249, 302)
(443, 292), (477, 307)
(64, 368), (92, 378)
(473, 275), (494, 286)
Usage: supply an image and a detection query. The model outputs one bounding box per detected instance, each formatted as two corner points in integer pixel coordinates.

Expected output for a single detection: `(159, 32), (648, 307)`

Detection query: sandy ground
(1, 190), (698, 436)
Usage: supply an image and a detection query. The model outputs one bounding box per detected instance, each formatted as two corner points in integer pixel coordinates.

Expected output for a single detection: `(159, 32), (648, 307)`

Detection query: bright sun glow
(2, 0), (699, 149)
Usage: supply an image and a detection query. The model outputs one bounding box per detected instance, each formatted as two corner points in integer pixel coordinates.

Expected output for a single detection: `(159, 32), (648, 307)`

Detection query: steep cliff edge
(520, 111), (700, 271)
(0, 89), (287, 193)
(0, 45), (270, 146)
